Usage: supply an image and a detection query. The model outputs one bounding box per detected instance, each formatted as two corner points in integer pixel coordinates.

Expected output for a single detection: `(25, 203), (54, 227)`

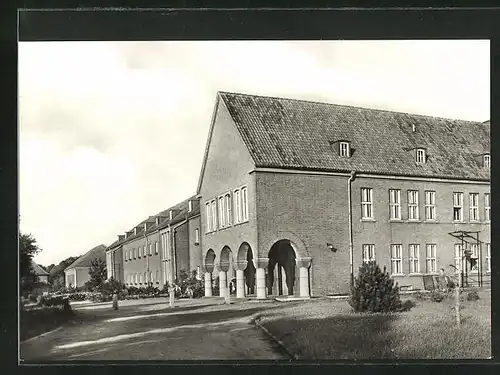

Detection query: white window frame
(224, 193), (231, 226)
(389, 189), (401, 220)
(339, 141), (350, 157)
(469, 243), (479, 273)
(416, 148), (426, 163)
(361, 188), (373, 219)
(155, 241), (158, 254)
(133, 248), (137, 259)
(241, 186), (249, 222)
(124, 250), (128, 262)
(362, 244), (375, 263)
(234, 189), (241, 224)
(486, 243), (491, 273)
(469, 193), (479, 222)
(205, 202), (212, 232)
(453, 192), (464, 222)
(425, 244), (437, 274)
(484, 154), (490, 169)
(391, 244), (403, 275)
(218, 195), (226, 229)
(211, 200), (217, 232)
(156, 269), (160, 284)
(165, 231), (171, 261)
(454, 244), (463, 274)
(149, 243), (152, 256)
(424, 191), (436, 221)
(407, 190), (419, 220)
(195, 228), (200, 244)
(409, 244), (420, 274)
(485, 193), (491, 222)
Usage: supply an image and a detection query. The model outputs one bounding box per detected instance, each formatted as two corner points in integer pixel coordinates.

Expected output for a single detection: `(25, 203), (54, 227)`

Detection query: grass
(20, 305), (74, 342)
(257, 289), (491, 360)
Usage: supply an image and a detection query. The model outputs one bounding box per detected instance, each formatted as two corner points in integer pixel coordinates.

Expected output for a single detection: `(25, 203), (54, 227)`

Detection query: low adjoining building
(64, 244), (107, 288)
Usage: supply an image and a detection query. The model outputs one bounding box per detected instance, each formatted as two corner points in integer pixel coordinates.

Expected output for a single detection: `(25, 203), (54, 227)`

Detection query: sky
(18, 40), (490, 267)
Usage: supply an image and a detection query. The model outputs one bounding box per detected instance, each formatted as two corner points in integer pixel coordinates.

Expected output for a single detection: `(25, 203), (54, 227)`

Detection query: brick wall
(174, 222), (190, 278)
(188, 215), (203, 276)
(122, 232), (162, 288)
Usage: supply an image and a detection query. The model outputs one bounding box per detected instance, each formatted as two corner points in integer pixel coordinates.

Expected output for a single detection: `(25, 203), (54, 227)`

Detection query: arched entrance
(203, 249), (216, 297)
(237, 242), (256, 296)
(219, 246), (234, 297)
(268, 240), (297, 296)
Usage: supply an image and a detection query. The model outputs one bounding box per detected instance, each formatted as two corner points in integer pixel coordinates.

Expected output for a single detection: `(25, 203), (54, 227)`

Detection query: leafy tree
(85, 258), (107, 291)
(48, 256), (80, 288)
(20, 232), (42, 279)
(349, 261), (403, 313)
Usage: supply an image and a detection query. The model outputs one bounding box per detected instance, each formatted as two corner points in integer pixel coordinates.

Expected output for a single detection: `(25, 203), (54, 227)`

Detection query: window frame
(424, 190), (436, 221)
(362, 244), (375, 263)
(195, 228), (200, 244)
(416, 148), (426, 163)
(425, 244), (437, 274)
(389, 189), (401, 220)
(339, 141), (350, 157)
(241, 186), (249, 222)
(453, 192), (464, 222)
(218, 195), (226, 229)
(469, 193), (479, 222)
(234, 189), (241, 224)
(486, 243), (491, 273)
(407, 190), (420, 221)
(485, 193), (491, 222)
(484, 154), (490, 169)
(155, 241), (158, 254)
(224, 193), (232, 226)
(454, 243), (463, 274)
(391, 244), (403, 275)
(408, 244), (420, 274)
(361, 188), (373, 220)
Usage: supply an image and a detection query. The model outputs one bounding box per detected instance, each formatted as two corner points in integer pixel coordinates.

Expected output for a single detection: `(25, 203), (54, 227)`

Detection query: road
(20, 297), (289, 361)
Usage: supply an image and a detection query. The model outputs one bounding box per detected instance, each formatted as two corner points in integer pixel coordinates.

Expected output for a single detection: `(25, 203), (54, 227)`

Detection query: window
(211, 200), (217, 231)
(407, 190), (419, 220)
(156, 269), (160, 284)
(150, 272), (153, 284)
(218, 196), (226, 228)
(161, 233), (168, 259)
(124, 250), (128, 262)
(454, 244), (463, 273)
(484, 154), (490, 169)
(224, 193), (231, 226)
(149, 243), (152, 256)
(409, 244), (420, 274)
(469, 193), (479, 221)
(133, 248), (137, 259)
(416, 148), (426, 163)
(340, 141), (350, 157)
(486, 243), (491, 273)
(155, 241), (158, 254)
(134, 273), (138, 285)
(206, 200), (217, 232)
(188, 200), (193, 212)
(426, 244), (437, 273)
(361, 188), (373, 219)
(389, 189), (401, 220)
(206, 202), (212, 232)
(470, 244), (479, 273)
(144, 272), (148, 284)
(391, 245), (403, 275)
(196, 266), (201, 280)
(138, 246), (141, 258)
(139, 273), (142, 284)
(485, 194), (491, 222)
(234, 189), (241, 224)
(362, 244), (375, 263)
(165, 232), (171, 260)
(241, 187), (248, 222)
(195, 228), (200, 244)
(453, 192), (464, 221)
(424, 191), (436, 221)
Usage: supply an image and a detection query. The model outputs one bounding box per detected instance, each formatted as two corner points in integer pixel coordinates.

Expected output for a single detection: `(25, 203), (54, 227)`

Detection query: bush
(466, 290), (480, 301)
(38, 295), (71, 312)
(349, 261), (402, 313)
(27, 293), (38, 303)
(430, 290), (445, 302)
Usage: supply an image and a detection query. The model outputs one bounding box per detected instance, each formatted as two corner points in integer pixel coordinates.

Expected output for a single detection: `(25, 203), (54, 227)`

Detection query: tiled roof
(64, 244), (107, 271)
(31, 260), (49, 276)
(219, 92), (490, 181)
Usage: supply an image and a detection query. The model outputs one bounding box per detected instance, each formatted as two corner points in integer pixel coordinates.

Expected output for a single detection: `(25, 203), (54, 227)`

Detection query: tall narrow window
(195, 228), (200, 244)
(484, 154), (490, 169)
(124, 250), (128, 262)
(225, 193), (231, 226)
(241, 187), (248, 222)
(469, 193), (479, 221)
(234, 189), (241, 224)
(150, 272), (153, 284)
(138, 247), (141, 258)
(426, 244), (437, 273)
(407, 190), (419, 220)
(391, 245), (403, 275)
(362, 244), (375, 263)
(486, 243), (491, 273)
(144, 272), (148, 284)
(416, 148), (426, 163)
(218, 196), (226, 228)
(424, 191), (436, 221)
(454, 244), (463, 274)
(453, 192), (464, 221)
(361, 188), (373, 219)
(149, 243), (152, 256)
(470, 244), (479, 273)
(340, 141), (350, 157)
(155, 241), (158, 254)
(156, 269), (160, 284)
(485, 193), (491, 222)
(206, 202), (212, 232)
(134, 248), (137, 259)
(211, 200), (217, 231)
(409, 244), (420, 274)
(389, 189), (401, 220)
(166, 231), (171, 261)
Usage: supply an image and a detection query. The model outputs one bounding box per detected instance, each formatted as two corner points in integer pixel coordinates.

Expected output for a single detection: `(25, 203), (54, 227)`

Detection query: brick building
(105, 197), (202, 288)
(197, 92), (490, 298)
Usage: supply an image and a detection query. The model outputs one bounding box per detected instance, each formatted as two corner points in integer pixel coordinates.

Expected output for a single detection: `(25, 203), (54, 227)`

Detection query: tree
(86, 258), (107, 291)
(20, 232), (42, 279)
(48, 256), (80, 289)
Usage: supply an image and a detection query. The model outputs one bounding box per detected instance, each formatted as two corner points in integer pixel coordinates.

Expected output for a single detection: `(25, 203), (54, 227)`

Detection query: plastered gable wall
(75, 267), (91, 287)
(200, 98), (258, 264)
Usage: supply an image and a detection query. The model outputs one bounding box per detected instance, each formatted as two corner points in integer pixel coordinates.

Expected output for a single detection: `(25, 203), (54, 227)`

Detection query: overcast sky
(19, 40), (490, 266)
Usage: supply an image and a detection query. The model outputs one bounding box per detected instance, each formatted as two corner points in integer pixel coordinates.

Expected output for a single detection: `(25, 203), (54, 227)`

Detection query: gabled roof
(31, 260), (49, 276)
(64, 244), (107, 271)
(216, 92), (490, 181)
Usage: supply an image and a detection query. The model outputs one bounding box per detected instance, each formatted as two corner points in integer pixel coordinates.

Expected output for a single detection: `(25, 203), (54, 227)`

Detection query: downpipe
(347, 171), (356, 288)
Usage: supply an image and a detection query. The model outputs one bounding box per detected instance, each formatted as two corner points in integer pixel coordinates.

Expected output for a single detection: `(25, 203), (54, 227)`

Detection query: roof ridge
(218, 91), (487, 124)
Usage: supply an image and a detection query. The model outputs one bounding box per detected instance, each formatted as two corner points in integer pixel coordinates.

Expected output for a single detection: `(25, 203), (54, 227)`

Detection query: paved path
(20, 298), (289, 361)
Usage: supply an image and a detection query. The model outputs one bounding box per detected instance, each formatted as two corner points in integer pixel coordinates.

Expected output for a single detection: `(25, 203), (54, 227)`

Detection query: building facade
(64, 244), (107, 288)
(197, 92), (490, 298)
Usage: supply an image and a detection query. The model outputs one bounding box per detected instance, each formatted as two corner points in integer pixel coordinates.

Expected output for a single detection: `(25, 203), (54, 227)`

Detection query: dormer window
(416, 148), (426, 164)
(188, 200), (193, 213)
(169, 210), (173, 220)
(484, 154), (490, 169)
(339, 142), (350, 157)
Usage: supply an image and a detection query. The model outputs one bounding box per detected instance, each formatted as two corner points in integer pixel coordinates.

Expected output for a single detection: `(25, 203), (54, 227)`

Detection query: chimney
(169, 210), (174, 220)
(412, 124), (416, 132)
(118, 235), (125, 242)
(188, 200), (193, 213)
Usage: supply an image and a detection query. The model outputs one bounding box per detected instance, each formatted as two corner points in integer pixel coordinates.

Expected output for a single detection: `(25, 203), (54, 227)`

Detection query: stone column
(253, 258), (269, 299)
(296, 257), (312, 298)
(204, 271), (212, 297)
(234, 261), (248, 299)
(219, 270), (228, 298)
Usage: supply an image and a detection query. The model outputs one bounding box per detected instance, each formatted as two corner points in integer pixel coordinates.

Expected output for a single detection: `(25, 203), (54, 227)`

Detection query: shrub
(349, 261), (402, 313)
(28, 293), (38, 303)
(430, 290), (445, 302)
(466, 290), (480, 301)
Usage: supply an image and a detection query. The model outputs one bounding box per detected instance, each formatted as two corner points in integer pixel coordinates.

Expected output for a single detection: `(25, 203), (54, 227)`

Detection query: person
(437, 268), (449, 291)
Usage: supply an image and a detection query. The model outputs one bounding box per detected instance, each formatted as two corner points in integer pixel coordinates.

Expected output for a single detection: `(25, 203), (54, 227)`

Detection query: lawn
(20, 305), (75, 342)
(256, 289), (491, 360)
